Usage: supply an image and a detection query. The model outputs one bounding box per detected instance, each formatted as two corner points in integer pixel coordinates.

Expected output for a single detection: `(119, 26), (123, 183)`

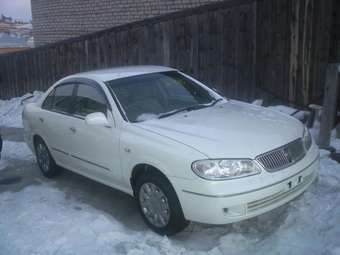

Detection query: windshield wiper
(158, 104), (208, 119)
(209, 98), (223, 107)
(158, 98), (224, 119)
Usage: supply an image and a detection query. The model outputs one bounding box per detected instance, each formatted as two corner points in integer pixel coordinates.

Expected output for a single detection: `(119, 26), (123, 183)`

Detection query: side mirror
(85, 112), (112, 128)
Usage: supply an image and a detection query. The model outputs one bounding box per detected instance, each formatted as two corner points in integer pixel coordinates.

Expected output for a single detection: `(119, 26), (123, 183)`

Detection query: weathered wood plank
(319, 64), (339, 148)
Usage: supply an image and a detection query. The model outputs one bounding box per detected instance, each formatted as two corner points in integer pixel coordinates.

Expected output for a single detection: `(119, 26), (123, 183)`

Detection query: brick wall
(31, 0), (223, 46)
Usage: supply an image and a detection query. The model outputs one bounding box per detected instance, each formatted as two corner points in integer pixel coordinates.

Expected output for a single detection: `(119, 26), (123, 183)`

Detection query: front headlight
(191, 159), (261, 180)
(302, 126), (312, 152)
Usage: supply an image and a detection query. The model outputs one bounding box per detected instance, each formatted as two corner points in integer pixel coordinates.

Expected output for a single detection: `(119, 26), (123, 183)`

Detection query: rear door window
(51, 84), (75, 114)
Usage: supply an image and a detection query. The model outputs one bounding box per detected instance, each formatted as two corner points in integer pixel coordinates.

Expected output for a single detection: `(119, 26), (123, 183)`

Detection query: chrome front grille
(256, 139), (305, 172)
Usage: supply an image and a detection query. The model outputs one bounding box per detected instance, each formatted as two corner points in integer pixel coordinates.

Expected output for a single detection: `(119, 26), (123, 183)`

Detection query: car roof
(66, 65), (176, 82)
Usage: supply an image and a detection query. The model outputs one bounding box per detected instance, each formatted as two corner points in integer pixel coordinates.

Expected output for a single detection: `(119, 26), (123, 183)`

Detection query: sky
(0, 0), (32, 22)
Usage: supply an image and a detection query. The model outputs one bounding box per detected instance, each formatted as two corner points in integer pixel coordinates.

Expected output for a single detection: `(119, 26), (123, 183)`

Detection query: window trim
(41, 78), (112, 120)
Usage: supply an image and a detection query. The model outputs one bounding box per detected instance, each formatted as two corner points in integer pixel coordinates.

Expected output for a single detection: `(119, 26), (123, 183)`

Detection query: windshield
(105, 71), (218, 122)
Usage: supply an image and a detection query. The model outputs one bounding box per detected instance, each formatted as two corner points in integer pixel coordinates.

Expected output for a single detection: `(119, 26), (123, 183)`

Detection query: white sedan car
(23, 66), (319, 235)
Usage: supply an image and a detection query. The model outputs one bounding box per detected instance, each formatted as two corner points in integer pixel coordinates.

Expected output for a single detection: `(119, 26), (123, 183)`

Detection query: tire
(135, 171), (189, 235)
(34, 137), (61, 178)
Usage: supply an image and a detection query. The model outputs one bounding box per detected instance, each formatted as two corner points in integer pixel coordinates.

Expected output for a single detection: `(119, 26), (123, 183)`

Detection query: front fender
(119, 124), (206, 190)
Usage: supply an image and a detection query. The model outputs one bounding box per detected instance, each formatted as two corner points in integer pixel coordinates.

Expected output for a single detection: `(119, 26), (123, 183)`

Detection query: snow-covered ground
(0, 140), (34, 172)
(0, 94), (340, 255)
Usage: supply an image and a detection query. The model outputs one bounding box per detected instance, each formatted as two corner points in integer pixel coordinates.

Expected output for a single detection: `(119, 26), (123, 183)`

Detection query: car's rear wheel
(135, 171), (189, 235)
(34, 137), (61, 178)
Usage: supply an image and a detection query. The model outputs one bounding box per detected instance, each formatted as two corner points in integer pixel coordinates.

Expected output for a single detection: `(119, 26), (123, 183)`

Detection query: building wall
(31, 0), (223, 46)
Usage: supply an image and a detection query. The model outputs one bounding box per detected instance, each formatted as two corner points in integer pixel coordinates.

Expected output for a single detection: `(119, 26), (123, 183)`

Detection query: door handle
(69, 127), (76, 134)
(39, 117), (44, 123)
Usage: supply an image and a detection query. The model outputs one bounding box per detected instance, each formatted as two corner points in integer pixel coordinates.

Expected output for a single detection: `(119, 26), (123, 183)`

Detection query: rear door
(38, 83), (76, 167)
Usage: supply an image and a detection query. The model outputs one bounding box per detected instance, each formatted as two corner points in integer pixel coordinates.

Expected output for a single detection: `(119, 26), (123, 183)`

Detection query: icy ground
(0, 94), (340, 255)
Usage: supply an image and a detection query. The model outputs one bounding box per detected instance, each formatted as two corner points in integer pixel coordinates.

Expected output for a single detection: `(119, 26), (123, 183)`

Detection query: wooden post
(318, 64), (339, 148)
(162, 22), (170, 67)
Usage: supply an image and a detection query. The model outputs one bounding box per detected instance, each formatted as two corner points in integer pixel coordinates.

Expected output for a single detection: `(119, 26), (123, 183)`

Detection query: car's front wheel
(34, 137), (61, 178)
(135, 171), (189, 235)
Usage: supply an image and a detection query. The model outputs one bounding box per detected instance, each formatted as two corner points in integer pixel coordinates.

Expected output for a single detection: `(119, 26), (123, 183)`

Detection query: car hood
(135, 100), (304, 158)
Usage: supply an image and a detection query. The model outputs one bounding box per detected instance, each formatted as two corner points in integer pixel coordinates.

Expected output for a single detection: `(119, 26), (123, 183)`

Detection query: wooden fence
(0, 0), (335, 107)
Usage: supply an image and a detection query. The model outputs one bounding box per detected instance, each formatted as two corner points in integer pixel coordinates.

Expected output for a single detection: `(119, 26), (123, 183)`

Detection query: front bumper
(172, 145), (319, 225)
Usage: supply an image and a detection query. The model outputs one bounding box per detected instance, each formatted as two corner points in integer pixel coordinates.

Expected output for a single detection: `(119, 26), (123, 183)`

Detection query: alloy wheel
(36, 142), (50, 173)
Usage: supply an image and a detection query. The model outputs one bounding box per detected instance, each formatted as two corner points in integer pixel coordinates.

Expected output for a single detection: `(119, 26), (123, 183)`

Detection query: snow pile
(0, 91), (43, 127)
(267, 105), (306, 121)
(136, 113), (158, 122)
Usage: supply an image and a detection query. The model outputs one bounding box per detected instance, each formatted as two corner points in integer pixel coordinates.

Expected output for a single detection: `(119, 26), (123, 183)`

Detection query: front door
(66, 83), (122, 184)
